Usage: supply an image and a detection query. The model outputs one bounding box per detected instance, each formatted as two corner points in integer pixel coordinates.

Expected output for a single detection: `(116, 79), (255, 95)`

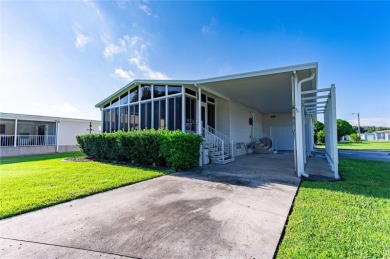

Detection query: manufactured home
(0, 113), (100, 157)
(96, 63), (339, 179)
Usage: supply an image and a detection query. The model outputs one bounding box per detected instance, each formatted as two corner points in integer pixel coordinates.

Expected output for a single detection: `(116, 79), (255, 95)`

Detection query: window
(103, 103), (111, 109)
(120, 106), (129, 131)
(111, 108), (119, 132)
(168, 85), (182, 95)
(129, 104), (139, 130)
(111, 98), (119, 107)
(185, 88), (196, 97)
(140, 85), (152, 101)
(207, 103), (215, 129)
(168, 96), (182, 130)
(141, 102), (152, 129)
(153, 85), (166, 98)
(0, 124), (5, 134)
(120, 92), (128, 105)
(153, 99), (166, 129)
(207, 97), (215, 103)
(103, 109), (110, 132)
(185, 97), (196, 131)
(129, 86), (139, 103)
(201, 94), (206, 102)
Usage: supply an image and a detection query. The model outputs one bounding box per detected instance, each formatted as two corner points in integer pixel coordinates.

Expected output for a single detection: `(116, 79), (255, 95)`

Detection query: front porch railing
(0, 135), (56, 147)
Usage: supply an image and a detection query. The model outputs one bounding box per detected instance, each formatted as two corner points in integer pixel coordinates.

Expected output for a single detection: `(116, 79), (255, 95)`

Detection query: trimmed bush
(76, 130), (203, 171)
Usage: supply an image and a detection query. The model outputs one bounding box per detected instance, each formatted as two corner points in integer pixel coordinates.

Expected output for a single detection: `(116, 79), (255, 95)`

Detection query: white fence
(0, 135), (56, 147)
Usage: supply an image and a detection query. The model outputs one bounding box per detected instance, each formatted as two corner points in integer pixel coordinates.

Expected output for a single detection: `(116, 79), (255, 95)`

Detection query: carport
(196, 63), (339, 179)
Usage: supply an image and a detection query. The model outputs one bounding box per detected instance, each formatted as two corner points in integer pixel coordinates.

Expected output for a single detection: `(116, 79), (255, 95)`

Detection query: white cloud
(83, 0), (104, 23)
(73, 25), (91, 50)
(102, 35), (143, 58)
(113, 68), (135, 81)
(130, 58), (169, 80)
(139, 4), (152, 16)
(202, 17), (218, 36)
(348, 118), (390, 127)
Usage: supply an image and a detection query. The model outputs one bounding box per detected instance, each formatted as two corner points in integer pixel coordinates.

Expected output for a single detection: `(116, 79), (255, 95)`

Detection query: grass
(0, 152), (169, 219)
(316, 140), (390, 150)
(276, 158), (390, 258)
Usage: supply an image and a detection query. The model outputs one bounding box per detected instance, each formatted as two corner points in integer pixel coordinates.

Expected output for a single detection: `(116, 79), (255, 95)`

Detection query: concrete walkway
(0, 154), (300, 259)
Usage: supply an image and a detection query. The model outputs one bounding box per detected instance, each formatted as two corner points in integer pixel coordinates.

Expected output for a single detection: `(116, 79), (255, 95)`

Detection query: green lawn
(0, 152), (168, 219)
(316, 140), (390, 150)
(276, 159), (390, 258)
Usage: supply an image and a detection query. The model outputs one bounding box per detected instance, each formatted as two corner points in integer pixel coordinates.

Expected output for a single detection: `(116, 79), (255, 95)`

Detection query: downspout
(296, 72), (316, 178)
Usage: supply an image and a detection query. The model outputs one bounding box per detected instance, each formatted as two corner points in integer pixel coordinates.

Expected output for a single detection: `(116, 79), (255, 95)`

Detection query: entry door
(201, 106), (206, 128)
(270, 125), (294, 150)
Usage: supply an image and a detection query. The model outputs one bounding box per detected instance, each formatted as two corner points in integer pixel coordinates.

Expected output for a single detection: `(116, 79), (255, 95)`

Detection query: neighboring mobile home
(96, 63), (339, 179)
(0, 113), (100, 157)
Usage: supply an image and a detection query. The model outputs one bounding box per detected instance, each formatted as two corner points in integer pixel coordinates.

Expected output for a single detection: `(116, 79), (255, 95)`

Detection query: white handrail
(15, 135), (56, 146)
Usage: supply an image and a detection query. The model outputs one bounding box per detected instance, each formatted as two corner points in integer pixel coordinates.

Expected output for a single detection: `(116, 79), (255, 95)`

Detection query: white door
(270, 125), (294, 150)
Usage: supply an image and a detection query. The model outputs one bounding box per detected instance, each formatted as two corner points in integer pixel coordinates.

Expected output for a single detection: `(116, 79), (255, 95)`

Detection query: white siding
(229, 100), (263, 143)
(58, 121), (100, 145)
(216, 98), (230, 137)
(262, 113), (292, 138)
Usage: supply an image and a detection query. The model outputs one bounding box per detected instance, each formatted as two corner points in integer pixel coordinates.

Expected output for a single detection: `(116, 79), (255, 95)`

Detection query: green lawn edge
(276, 158), (390, 258)
(0, 152), (171, 220)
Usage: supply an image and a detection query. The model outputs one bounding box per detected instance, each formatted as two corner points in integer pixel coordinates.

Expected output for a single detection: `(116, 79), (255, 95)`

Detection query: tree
(313, 120), (324, 143)
(350, 133), (361, 143)
(316, 129), (325, 144)
(337, 119), (354, 141)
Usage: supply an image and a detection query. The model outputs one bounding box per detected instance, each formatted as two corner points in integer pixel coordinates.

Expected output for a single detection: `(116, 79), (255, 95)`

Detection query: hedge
(76, 129), (203, 171)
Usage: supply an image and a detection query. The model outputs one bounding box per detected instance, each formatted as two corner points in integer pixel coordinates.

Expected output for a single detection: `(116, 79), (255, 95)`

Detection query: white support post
(294, 75), (304, 177)
(331, 84), (339, 179)
(14, 119), (18, 147)
(56, 121), (59, 153)
(182, 88), (185, 132)
(198, 87), (202, 135)
(198, 87), (203, 166)
(302, 111), (307, 164)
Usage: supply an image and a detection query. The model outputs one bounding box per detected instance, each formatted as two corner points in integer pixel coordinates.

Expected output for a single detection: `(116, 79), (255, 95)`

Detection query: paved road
(0, 154), (299, 259)
(338, 150), (390, 162)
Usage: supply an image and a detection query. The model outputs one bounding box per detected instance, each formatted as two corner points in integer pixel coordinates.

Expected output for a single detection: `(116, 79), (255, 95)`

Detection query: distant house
(95, 63), (340, 179)
(360, 131), (390, 141)
(0, 113), (100, 157)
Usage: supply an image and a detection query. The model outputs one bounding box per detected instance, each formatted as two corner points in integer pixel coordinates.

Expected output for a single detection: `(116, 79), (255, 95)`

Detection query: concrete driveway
(0, 154), (300, 259)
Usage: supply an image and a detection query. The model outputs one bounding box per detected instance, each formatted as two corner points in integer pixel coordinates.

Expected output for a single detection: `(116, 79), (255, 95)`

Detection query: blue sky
(1, 1), (389, 126)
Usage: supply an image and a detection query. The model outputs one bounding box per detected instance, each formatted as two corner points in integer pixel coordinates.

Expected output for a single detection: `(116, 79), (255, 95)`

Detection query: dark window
(167, 85), (182, 95)
(168, 98), (175, 130)
(120, 92), (128, 105)
(129, 86), (139, 103)
(120, 106), (129, 131)
(185, 97), (196, 131)
(111, 98), (119, 107)
(207, 103), (215, 129)
(0, 124), (4, 134)
(201, 94), (206, 102)
(168, 96), (182, 130)
(111, 108), (119, 132)
(185, 88), (196, 96)
(153, 85), (166, 98)
(103, 103), (110, 109)
(129, 104), (139, 130)
(153, 99), (166, 129)
(140, 85), (152, 101)
(103, 109), (110, 132)
(207, 97), (215, 103)
(140, 102), (152, 129)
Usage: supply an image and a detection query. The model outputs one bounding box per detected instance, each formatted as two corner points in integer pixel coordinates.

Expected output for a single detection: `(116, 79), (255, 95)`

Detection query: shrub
(76, 130), (203, 171)
(316, 129), (325, 144)
(349, 133), (361, 143)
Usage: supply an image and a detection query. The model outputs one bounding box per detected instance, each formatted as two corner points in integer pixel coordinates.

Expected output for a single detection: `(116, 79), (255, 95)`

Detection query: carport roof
(96, 62), (318, 113)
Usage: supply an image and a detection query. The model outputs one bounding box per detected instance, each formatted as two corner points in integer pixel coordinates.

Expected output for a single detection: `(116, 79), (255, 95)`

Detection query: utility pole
(352, 113), (360, 135)
(87, 122), (94, 134)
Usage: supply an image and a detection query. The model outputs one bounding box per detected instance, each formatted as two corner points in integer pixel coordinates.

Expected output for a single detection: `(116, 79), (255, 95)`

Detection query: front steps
(203, 143), (235, 165)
